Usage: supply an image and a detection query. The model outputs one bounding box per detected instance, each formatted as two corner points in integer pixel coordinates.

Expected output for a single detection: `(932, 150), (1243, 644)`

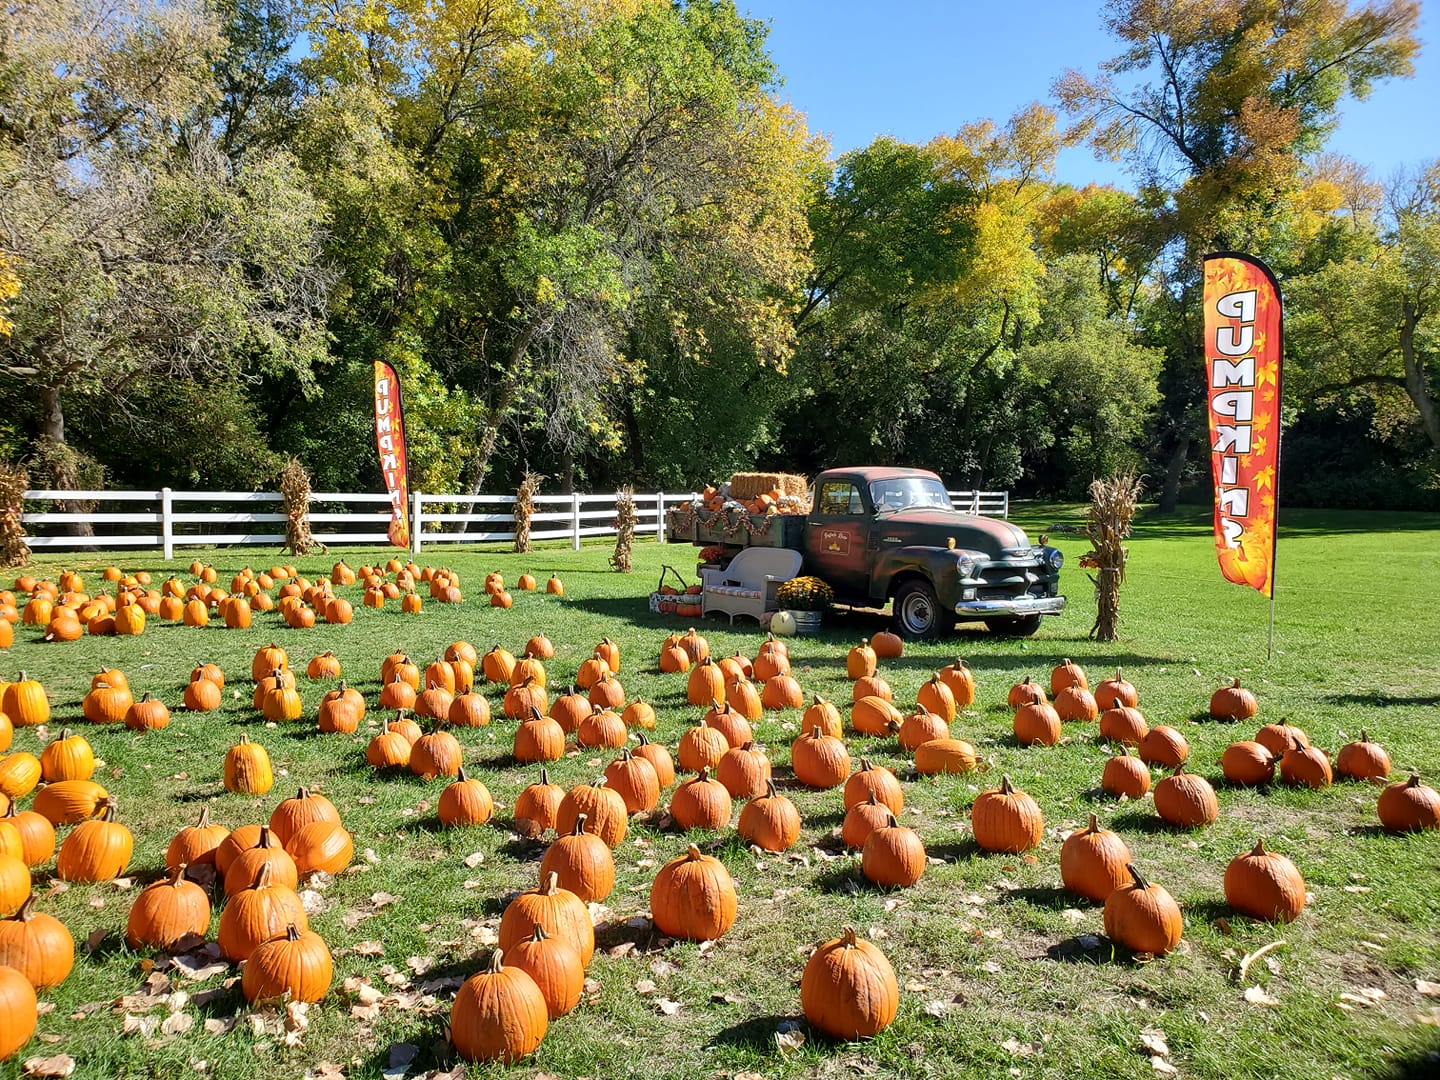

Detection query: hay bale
(779, 473), (809, 497)
(729, 472), (784, 500)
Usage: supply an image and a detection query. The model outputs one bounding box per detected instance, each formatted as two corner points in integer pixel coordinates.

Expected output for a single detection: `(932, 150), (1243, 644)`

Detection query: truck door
(805, 478), (872, 600)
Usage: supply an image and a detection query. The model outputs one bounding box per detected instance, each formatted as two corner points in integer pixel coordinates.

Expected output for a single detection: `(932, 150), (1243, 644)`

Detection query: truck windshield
(869, 477), (952, 512)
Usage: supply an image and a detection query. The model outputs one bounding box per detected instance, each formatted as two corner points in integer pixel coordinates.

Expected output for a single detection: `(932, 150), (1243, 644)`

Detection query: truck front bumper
(954, 595), (1066, 618)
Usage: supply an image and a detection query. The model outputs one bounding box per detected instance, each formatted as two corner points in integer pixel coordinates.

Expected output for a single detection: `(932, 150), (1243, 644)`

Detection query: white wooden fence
(19, 487), (1010, 559)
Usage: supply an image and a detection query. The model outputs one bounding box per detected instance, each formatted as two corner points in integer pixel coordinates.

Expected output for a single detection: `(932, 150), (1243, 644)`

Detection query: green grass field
(2, 504), (1438, 1080)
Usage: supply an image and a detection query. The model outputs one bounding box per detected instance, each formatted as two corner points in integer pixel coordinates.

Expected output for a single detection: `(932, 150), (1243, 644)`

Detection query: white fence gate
(19, 487), (1010, 560)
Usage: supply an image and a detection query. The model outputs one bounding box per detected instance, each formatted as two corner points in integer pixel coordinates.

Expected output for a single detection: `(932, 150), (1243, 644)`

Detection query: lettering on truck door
(805, 479), (870, 598)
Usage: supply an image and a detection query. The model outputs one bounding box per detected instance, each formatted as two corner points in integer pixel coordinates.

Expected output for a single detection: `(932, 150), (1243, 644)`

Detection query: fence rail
(19, 487), (1010, 559)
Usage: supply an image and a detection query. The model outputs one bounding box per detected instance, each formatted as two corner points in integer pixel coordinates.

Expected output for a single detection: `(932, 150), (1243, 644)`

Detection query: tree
(303, 0), (817, 494)
(0, 0), (333, 490)
(1056, 0), (1421, 509)
(1287, 162), (1440, 466)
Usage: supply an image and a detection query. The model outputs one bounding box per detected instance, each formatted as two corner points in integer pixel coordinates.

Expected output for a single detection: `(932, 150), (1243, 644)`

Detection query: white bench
(700, 548), (804, 625)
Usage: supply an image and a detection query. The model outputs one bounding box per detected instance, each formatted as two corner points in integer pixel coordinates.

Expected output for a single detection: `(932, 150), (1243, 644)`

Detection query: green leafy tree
(0, 0), (332, 491)
(1056, 0), (1421, 508)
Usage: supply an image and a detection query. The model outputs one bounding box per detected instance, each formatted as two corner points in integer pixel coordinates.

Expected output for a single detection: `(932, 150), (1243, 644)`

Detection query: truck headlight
(1045, 547), (1064, 571)
(957, 555), (976, 579)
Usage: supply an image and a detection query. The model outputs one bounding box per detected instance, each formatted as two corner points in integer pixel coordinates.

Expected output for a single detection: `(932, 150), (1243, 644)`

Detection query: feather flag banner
(1202, 252), (1283, 601)
(372, 361), (411, 548)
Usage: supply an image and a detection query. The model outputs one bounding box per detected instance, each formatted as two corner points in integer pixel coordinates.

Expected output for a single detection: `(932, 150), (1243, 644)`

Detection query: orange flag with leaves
(1202, 253), (1282, 598)
(372, 361), (410, 548)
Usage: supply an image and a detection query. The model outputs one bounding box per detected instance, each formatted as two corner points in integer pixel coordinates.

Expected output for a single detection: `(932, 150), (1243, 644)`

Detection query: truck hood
(875, 508), (1032, 559)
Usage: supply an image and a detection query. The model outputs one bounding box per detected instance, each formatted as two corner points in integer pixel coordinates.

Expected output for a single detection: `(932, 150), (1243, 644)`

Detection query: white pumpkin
(770, 610), (798, 637)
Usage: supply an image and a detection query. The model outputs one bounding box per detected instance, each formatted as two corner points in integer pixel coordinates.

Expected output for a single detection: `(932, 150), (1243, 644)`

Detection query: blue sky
(749, 0), (1439, 188)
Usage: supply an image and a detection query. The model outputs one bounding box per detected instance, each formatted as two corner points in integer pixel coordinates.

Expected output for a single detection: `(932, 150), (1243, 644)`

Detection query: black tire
(892, 579), (950, 640)
(985, 614), (1044, 637)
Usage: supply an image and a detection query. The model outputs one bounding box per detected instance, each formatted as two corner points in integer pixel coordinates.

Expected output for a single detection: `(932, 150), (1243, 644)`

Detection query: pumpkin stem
(1407, 774), (1422, 788)
(1251, 839), (1267, 856)
(884, 812), (899, 828)
(811, 694), (826, 706)
(487, 949), (505, 973)
(697, 767), (711, 782)
(685, 843), (702, 860)
(167, 863), (188, 887)
(257, 826), (276, 848)
(456, 767), (468, 783)
(295, 787), (309, 800)
(1231, 677), (1242, 688)
(866, 792), (880, 806)
(764, 779), (778, 799)
(840, 926), (859, 948)
(528, 706), (544, 722)
(529, 924), (548, 943)
(636, 732), (651, 747)
(809, 725), (823, 739)
(1359, 729), (1369, 743)
(284, 924), (302, 942)
(859, 757), (872, 772)
(1126, 863), (1151, 890)
(540, 871), (560, 895)
(572, 814), (589, 836)
(1086, 812), (1099, 832)
(98, 797), (118, 822)
(999, 775), (1015, 795)
(13, 892), (38, 921)
(250, 862), (274, 891)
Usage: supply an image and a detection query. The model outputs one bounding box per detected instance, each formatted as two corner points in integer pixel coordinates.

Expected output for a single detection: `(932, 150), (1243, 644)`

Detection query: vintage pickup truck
(672, 466), (1066, 638)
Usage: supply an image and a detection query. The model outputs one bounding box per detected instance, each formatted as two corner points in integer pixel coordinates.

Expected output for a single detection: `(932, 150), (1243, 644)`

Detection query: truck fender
(869, 547), (982, 605)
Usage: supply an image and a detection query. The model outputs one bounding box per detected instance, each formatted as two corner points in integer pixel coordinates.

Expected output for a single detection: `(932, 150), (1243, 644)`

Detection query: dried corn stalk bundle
(0, 460), (30, 567)
(1087, 470), (1142, 641)
(280, 456), (325, 555)
(514, 472), (543, 553)
(611, 486), (636, 573)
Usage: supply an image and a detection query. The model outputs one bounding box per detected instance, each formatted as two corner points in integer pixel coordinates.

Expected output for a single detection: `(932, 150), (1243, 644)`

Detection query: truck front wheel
(893, 579), (950, 640)
(985, 614), (1043, 637)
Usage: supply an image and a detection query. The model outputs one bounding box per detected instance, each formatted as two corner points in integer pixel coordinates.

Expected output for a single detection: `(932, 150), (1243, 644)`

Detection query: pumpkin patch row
(0, 564), (567, 646)
(0, 593), (1436, 1069)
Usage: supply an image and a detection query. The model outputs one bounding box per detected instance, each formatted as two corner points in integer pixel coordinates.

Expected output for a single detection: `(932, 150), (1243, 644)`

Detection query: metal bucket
(789, 610), (823, 634)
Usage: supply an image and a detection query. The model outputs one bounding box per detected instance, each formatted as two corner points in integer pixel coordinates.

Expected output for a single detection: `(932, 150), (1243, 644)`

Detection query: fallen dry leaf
(203, 1018), (237, 1036)
(1150, 1056), (1178, 1075)
(22, 1055), (76, 1078)
(1339, 988), (1387, 1007)
(1244, 986), (1280, 1006)
(1139, 1029), (1170, 1057)
(774, 1026), (805, 1053)
(463, 852), (485, 868)
(655, 997), (682, 1016)
(1417, 979), (1440, 997)
(382, 1042), (419, 1080)
(1001, 1037), (1041, 1057)
(924, 1000), (952, 1018)
(305, 1064), (347, 1080)
(635, 979), (657, 995)
(1237, 940), (1286, 982)
(353, 941), (385, 957)
(161, 1013), (194, 1036)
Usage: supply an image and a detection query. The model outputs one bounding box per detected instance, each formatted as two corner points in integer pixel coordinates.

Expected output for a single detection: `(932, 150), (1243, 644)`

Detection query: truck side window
(819, 481), (863, 515)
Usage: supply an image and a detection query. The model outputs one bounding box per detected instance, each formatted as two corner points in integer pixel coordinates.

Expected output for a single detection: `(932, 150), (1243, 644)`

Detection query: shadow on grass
(1375, 1049), (1440, 1079)
(993, 885), (1081, 911)
(1107, 811), (1173, 835)
(1045, 934), (1120, 965)
(1182, 898), (1238, 924)
(707, 1014), (805, 1051)
(497, 833), (546, 862)
(927, 838), (984, 863)
(1320, 692), (1440, 708)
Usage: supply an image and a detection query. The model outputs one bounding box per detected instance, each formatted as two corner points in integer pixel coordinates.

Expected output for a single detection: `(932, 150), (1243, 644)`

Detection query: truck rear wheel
(985, 614), (1043, 637)
(893, 579), (950, 640)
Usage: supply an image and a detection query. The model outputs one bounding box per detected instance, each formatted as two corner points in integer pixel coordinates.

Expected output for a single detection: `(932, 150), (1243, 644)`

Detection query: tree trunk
(559, 450), (575, 494)
(458, 323), (537, 532)
(39, 385), (95, 539)
(1158, 434), (1191, 514)
(1401, 300), (1440, 451)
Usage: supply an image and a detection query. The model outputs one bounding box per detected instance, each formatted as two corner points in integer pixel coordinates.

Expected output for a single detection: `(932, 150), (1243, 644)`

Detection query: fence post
(571, 492), (582, 552)
(411, 491), (423, 555)
(656, 492), (665, 541)
(1003, 492), (1010, 519)
(161, 488), (174, 561)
